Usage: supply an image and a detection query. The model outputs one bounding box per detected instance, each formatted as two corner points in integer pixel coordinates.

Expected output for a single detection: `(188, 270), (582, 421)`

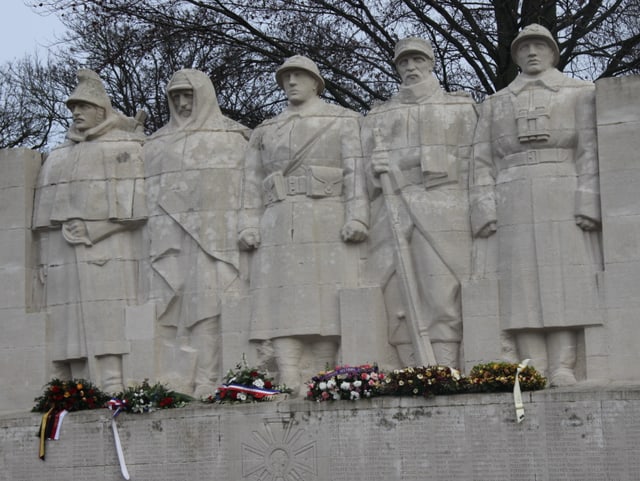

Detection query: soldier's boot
(273, 337), (304, 395)
(98, 354), (124, 394)
(515, 331), (548, 378)
(547, 330), (578, 387)
(431, 342), (460, 368)
(192, 319), (219, 398)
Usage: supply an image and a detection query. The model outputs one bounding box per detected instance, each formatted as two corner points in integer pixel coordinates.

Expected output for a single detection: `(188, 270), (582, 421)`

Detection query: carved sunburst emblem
(241, 417), (317, 480)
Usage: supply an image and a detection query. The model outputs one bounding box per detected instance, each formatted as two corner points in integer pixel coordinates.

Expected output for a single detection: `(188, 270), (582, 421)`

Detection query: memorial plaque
(543, 400), (607, 480)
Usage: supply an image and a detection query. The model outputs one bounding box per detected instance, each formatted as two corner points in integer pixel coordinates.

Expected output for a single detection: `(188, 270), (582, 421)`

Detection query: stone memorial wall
(2, 389), (640, 480)
(0, 23), (639, 480)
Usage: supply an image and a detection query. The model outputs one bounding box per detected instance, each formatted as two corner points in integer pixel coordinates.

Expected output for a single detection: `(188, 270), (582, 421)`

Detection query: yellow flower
(77, 383), (83, 390)
(64, 392), (71, 398)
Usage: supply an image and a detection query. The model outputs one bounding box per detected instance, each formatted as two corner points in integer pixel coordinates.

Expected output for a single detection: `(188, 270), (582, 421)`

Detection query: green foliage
(32, 378), (109, 413)
(306, 364), (386, 401)
(305, 362), (546, 402)
(203, 356), (290, 403)
(381, 365), (468, 398)
(116, 380), (194, 413)
(467, 361), (547, 393)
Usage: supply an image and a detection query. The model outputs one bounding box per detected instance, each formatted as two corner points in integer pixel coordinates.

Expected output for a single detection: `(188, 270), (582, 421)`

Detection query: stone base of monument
(3, 387), (640, 480)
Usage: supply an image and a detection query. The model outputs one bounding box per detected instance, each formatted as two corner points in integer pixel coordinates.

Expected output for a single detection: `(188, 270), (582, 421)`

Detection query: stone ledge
(4, 387), (640, 480)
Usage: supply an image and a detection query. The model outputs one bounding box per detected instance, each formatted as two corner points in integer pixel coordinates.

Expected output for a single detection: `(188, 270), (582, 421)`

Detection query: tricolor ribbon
(38, 408), (68, 460)
(221, 383), (281, 399)
(514, 359), (531, 423)
(50, 410), (68, 440)
(108, 398), (130, 480)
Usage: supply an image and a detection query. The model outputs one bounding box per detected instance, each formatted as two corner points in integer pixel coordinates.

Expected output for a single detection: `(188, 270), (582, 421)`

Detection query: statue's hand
(371, 151), (389, 177)
(575, 215), (600, 232)
(62, 219), (92, 245)
(341, 220), (368, 243)
(238, 228), (261, 250)
(475, 221), (497, 239)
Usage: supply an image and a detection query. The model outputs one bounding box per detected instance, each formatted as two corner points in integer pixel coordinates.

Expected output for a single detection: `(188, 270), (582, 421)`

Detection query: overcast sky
(0, 2), (65, 64)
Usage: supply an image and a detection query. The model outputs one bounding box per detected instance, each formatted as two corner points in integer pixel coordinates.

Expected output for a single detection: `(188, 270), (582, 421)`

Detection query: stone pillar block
(595, 75), (640, 381)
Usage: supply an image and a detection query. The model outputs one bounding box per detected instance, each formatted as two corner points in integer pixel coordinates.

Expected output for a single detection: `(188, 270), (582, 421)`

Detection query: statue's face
(515, 39), (555, 75)
(69, 101), (104, 132)
(396, 53), (432, 86)
(281, 69), (318, 105)
(170, 89), (194, 118)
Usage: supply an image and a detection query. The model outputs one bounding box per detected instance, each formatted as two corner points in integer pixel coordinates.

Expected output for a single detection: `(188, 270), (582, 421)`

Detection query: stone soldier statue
(32, 69), (147, 393)
(470, 24), (602, 386)
(361, 38), (477, 368)
(239, 55), (369, 392)
(144, 69), (249, 397)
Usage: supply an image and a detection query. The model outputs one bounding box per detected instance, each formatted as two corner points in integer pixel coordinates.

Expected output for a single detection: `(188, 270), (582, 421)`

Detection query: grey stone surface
(596, 74), (640, 381)
(469, 24), (603, 386)
(0, 39), (639, 417)
(238, 55), (368, 392)
(143, 68), (250, 397)
(3, 389), (640, 480)
(0, 148), (47, 412)
(31, 69), (147, 394)
(361, 37), (476, 369)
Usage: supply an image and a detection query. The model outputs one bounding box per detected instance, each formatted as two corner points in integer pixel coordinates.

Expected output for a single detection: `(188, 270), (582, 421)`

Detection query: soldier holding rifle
(361, 38), (477, 367)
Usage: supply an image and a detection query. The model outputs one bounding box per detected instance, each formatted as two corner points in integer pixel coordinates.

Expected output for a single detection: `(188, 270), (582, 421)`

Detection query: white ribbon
(111, 418), (130, 480)
(108, 400), (130, 480)
(513, 359), (531, 423)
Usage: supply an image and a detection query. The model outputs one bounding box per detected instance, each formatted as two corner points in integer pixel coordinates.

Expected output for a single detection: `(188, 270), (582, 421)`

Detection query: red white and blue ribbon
(220, 383), (281, 399)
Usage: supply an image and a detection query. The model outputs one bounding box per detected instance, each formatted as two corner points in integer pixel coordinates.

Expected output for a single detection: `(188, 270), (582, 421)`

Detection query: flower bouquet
(204, 357), (291, 403)
(381, 365), (467, 398)
(467, 361), (546, 392)
(32, 378), (109, 413)
(306, 364), (385, 401)
(33, 378), (110, 459)
(114, 380), (194, 413)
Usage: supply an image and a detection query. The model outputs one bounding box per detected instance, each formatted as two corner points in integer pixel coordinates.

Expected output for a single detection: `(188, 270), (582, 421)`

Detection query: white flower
(332, 392), (340, 400)
(319, 382), (328, 391)
(253, 378), (265, 388)
(451, 368), (461, 381)
(350, 391), (360, 400)
(340, 381), (351, 391)
(353, 380), (362, 388)
(326, 379), (337, 389)
(237, 393), (247, 401)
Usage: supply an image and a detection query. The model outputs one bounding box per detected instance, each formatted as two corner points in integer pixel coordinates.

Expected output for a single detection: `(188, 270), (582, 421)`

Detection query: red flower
(159, 397), (174, 408)
(264, 381), (273, 389)
(250, 371), (259, 378)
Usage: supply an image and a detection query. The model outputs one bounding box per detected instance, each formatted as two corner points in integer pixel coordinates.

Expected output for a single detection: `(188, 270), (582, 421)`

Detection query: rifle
(373, 129), (437, 366)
